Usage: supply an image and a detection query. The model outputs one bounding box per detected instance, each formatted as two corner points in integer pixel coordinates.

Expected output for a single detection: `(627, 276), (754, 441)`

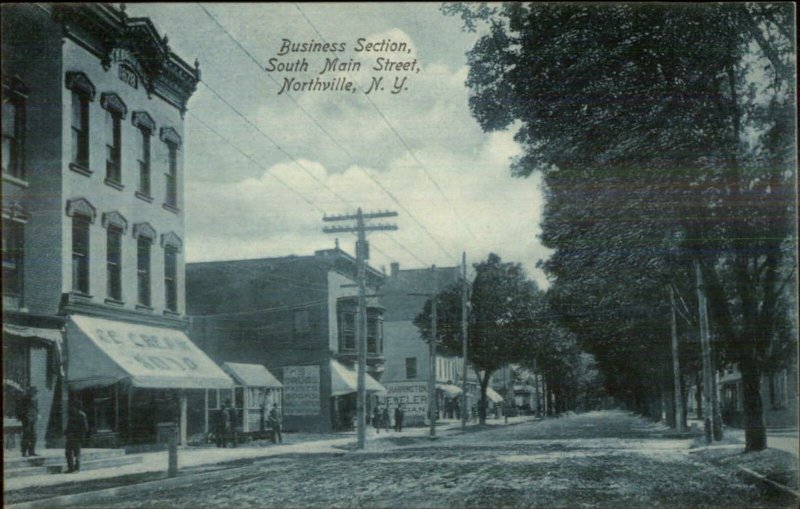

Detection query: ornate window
(2, 216), (25, 297)
(338, 312), (356, 351)
(101, 93), (127, 186)
(133, 222), (155, 308)
(132, 112), (155, 198)
(160, 127), (181, 211)
(102, 211), (127, 303)
(66, 198), (96, 295)
(2, 77), (28, 181)
(367, 310), (383, 354)
(161, 231), (182, 314)
(66, 72), (95, 173)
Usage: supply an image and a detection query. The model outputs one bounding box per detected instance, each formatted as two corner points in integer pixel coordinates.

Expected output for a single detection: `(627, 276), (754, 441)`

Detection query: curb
(739, 467), (800, 499)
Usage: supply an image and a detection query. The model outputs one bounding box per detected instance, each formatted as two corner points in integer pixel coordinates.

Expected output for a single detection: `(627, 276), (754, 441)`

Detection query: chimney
(390, 262), (399, 277)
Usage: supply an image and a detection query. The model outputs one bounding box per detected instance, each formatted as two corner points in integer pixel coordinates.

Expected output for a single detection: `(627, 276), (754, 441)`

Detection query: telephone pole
(410, 265), (439, 437)
(669, 285), (685, 432)
(694, 258), (722, 442)
(461, 252), (469, 431)
(323, 208), (397, 449)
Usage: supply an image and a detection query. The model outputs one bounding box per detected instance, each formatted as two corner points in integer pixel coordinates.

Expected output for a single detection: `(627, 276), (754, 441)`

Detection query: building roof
(381, 265), (462, 322)
(222, 362), (282, 388)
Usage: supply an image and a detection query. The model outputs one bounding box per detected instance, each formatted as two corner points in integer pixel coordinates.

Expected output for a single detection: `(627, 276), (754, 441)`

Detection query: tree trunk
(665, 383), (676, 428)
(478, 373), (489, 425)
(695, 371), (703, 419)
(740, 358), (767, 451)
(680, 374), (689, 430)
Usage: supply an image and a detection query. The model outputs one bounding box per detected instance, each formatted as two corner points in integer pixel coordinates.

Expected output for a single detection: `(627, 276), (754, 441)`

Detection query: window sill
(104, 178), (125, 191)
(104, 297), (124, 306)
(2, 172), (29, 188)
(135, 191), (154, 203)
(70, 290), (93, 302)
(136, 303), (153, 312)
(162, 203), (180, 214)
(163, 309), (181, 317)
(69, 163), (92, 177)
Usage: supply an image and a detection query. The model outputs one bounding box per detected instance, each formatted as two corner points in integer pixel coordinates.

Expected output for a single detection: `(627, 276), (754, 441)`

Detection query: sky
(126, 3), (552, 287)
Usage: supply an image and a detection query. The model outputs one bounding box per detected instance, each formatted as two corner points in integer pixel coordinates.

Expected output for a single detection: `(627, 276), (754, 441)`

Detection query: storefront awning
(66, 315), (234, 391)
(3, 323), (63, 343)
(436, 383), (463, 398)
(330, 360), (386, 397)
(222, 362), (282, 388)
(486, 387), (504, 403)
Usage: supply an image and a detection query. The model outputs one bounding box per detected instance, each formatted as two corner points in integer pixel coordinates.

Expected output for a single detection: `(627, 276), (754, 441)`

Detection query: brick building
(187, 247), (388, 433)
(2, 3), (231, 449)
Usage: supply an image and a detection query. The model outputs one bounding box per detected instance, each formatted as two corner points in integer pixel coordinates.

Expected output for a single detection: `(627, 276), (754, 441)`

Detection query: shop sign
(380, 382), (428, 417)
(93, 327), (199, 373)
(282, 365), (320, 416)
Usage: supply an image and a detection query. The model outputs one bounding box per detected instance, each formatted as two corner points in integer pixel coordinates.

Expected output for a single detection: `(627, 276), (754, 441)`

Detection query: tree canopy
(446, 2), (797, 450)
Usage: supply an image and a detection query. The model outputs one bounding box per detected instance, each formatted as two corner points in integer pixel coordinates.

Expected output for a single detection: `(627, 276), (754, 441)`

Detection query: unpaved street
(84, 411), (793, 509)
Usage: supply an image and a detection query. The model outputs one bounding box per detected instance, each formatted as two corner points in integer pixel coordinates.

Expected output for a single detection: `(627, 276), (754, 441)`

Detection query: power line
(292, 3), (480, 246)
(195, 4), (454, 264)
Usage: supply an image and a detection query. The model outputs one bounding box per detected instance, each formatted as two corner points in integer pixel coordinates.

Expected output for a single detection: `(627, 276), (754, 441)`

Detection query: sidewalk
(4, 415), (537, 494)
(687, 418), (799, 457)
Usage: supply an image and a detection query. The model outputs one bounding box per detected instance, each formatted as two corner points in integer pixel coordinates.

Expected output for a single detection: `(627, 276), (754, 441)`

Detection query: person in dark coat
(394, 403), (404, 432)
(372, 406), (382, 434)
(215, 403), (229, 448)
(382, 406), (390, 432)
(226, 400), (238, 448)
(18, 387), (39, 457)
(268, 403), (283, 444)
(65, 400), (88, 473)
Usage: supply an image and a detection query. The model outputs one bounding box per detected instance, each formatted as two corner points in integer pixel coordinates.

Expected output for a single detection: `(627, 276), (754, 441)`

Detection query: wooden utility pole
(323, 209), (398, 449)
(410, 265), (439, 437)
(669, 285), (685, 432)
(461, 252), (468, 431)
(694, 258), (722, 442)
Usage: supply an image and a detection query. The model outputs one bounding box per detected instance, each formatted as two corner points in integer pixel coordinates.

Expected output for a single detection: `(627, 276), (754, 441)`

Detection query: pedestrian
(17, 387), (39, 457)
(216, 401), (230, 448)
(268, 403), (283, 444)
(382, 406), (390, 432)
(225, 400), (238, 448)
(373, 406), (382, 434)
(394, 403), (404, 432)
(64, 400), (88, 473)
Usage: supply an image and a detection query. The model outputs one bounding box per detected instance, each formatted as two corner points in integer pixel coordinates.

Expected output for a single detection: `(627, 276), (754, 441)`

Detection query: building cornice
(51, 3), (200, 116)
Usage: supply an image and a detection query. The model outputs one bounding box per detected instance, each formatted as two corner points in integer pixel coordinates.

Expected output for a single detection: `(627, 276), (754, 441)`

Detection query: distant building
(380, 263), (481, 425)
(187, 247), (388, 432)
(2, 3), (231, 449)
(717, 365), (798, 429)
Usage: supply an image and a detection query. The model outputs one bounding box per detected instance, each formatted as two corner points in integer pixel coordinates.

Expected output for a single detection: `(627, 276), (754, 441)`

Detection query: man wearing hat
(18, 387), (39, 457)
(65, 400), (89, 473)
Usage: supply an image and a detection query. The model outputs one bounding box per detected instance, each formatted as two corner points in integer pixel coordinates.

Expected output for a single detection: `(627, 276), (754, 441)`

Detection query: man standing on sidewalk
(268, 403), (283, 444)
(394, 403), (404, 432)
(65, 400), (88, 473)
(18, 387), (39, 457)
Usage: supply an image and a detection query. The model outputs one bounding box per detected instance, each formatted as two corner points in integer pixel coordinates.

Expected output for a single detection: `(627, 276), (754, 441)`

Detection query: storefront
(436, 383), (463, 419)
(65, 315), (233, 447)
(329, 360), (386, 431)
(209, 362), (283, 436)
(2, 321), (64, 450)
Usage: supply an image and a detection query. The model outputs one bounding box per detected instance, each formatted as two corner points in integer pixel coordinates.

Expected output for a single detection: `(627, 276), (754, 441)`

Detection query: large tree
(414, 253), (540, 423)
(446, 2), (797, 450)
